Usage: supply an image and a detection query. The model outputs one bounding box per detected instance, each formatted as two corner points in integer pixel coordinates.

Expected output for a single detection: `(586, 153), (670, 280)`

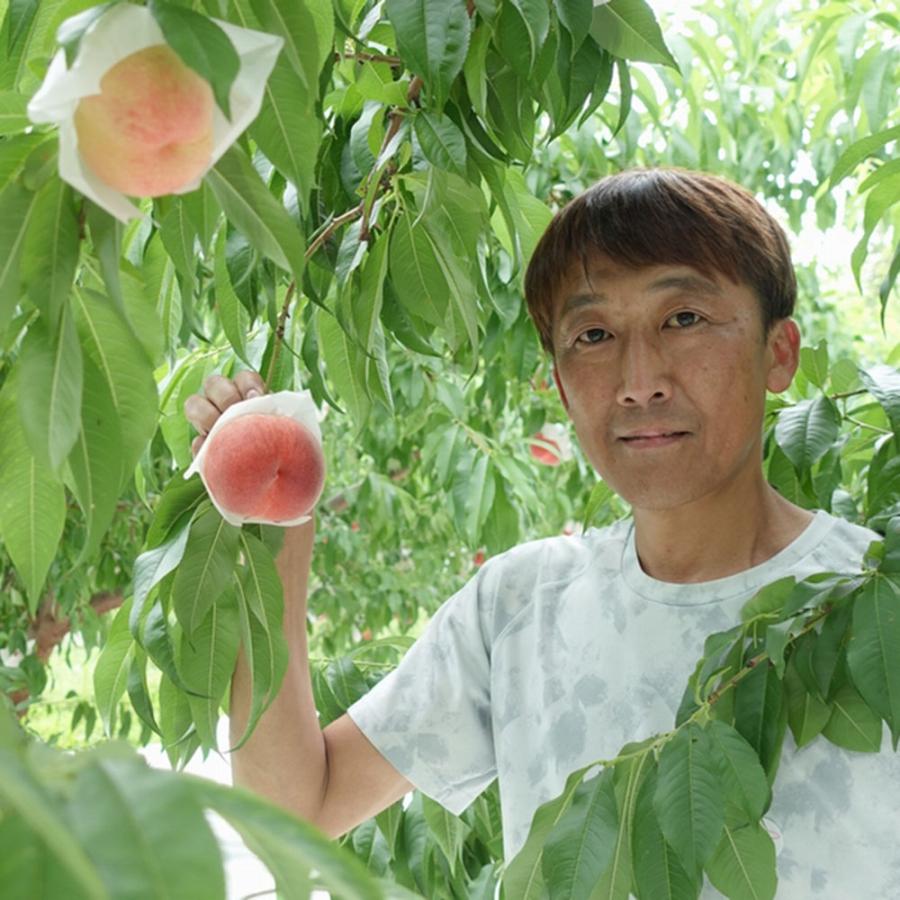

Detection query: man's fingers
(183, 394), (220, 436)
(191, 434), (205, 457)
(203, 374), (243, 413)
(234, 370), (266, 399)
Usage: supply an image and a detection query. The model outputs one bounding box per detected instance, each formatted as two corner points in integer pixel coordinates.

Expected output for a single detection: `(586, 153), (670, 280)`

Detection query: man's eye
(576, 327), (611, 345)
(666, 311), (702, 328)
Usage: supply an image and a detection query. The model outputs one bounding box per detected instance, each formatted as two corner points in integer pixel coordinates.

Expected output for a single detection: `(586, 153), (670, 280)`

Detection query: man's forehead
(554, 260), (728, 319)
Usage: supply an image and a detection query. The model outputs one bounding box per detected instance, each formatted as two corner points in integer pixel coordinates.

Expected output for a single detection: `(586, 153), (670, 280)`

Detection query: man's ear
(766, 318), (801, 393)
(552, 365), (570, 412)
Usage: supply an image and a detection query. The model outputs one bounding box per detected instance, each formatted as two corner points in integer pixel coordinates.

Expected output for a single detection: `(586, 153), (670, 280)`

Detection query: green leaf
(859, 364), (900, 435)
(821, 682), (884, 753)
(250, 0), (321, 91)
(250, 52), (321, 206)
(540, 766), (619, 898)
(733, 652), (785, 776)
(704, 820), (777, 900)
(0, 751), (106, 900)
(502, 763), (592, 898)
(0, 180), (38, 336)
(181, 587), (241, 750)
(17, 306), (83, 473)
(389, 212), (449, 327)
(70, 288), (158, 490)
(422, 793), (468, 877)
(187, 775), (385, 900)
(414, 110), (467, 176)
(21, 178), (79, 331)
(355, 229), (389, 355)
(213, 227), (251, 364)
(846, 575), (900, 749)
(773, 396), (841, 472)
(316, 305), (370, 436)
(64, 355), (125, 564)
(799, 340), (829, 389)
(229, 532), (288, 752)
(148, 0), (240, 119)
(632, 764), (699, 900)
(704, 720), (771, 823)
(0, 366), (66, 613)
(66, 751), (226, 900)
(653, 724), (725, 876)
(131, 525), (192, 642)
(93, 598), (135, 736)
(0, 90), (29, 134)
(384, 0), (470, 109)
(785, 660), (831, 748)
(591, 0), (679, 69)
(828, 124), (900, 187)
(171, 503), (242, 638)
(206, 145), (307, 286)
(554, 0), (593, 51)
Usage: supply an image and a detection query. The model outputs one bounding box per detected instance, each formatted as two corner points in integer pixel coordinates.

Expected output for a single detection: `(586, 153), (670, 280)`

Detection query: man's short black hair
(524, 167), (797, 357)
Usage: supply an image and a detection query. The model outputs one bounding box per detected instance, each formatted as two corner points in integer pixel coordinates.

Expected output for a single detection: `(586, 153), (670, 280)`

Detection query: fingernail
(247, 389), (261, 398)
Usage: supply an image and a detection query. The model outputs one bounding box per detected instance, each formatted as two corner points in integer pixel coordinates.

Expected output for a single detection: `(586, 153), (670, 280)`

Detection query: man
(185, 168), (897, 897)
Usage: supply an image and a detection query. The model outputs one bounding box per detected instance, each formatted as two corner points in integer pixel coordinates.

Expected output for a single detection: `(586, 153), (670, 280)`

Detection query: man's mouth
(619, 431), (690, 447)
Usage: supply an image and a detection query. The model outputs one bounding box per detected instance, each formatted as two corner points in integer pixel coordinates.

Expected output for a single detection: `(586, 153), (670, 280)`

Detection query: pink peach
(203, 414), (325, 522)
(74, 44), (214, 197)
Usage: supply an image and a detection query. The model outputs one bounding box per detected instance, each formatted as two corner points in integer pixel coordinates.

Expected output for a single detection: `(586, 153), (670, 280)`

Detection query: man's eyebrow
(558, 273), (723, 323)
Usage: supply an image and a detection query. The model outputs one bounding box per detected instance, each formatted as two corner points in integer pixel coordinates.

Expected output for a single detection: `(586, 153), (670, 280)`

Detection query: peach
(203, 414), (326, 523)
(74, 44), (214, 197)
(529, 432), (562, 466)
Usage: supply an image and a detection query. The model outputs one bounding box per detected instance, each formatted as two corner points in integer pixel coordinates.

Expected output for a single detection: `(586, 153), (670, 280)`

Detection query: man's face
(550, 256), (799, 512)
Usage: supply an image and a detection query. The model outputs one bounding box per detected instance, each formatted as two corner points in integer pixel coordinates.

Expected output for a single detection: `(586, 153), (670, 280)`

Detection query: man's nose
(615, 336), (673, 407)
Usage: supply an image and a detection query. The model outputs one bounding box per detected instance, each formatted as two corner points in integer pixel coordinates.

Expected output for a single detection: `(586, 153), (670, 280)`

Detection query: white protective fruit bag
(26, 2), (283, 222)
(184, 390), (326, 527)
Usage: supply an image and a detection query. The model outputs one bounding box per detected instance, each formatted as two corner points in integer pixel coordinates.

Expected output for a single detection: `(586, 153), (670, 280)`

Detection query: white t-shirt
(346, 510), (899, 897)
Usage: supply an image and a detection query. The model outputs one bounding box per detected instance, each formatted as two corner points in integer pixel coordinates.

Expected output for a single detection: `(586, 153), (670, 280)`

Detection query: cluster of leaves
(0, 696), (425, 900)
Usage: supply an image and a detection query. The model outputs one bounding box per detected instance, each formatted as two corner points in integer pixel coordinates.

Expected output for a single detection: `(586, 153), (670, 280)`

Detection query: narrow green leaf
(71, 288), (158, 489)
(148, 0), (240, 119)
(131, 525), (192, 642)
(93, 598), (136, 736)
(846, 575), (900, 748)
(250, 0), (321, 90)
(653, 723), (725, 876)
(213, 228), (251, 364)
(0, 366), (65, 612)
(541, 769), (619, 900)
(171, 503), (241, 638)
(0, 751), (106, 900)
(632, 764), (699, 900)
(502, 763), (594, 898)
(317, 305), (370, 436)
(206, 144), (306, 285)
(0, 180), (38, 336)
(774, 397), (841, 472)
(66, 752), (226, 900)
(414, 110), (467, 176)
(591, 0), (679, 69)
(181, 587), (241, 750)
(17, 306), (83, 473)
(704, 820), (777, 900)
(859, 364), (900, 434)
(187, 775), (386, 900)
(0, 91), (28, 134)
(21, 177), (79, 329)
(822, 682), (884, 752)
(828, 124), (900, 187)
(384, 0), (470, 109)
(229, 533), (288, 752)
(705, 720), (771, 823)
(64, 355), (125, 564)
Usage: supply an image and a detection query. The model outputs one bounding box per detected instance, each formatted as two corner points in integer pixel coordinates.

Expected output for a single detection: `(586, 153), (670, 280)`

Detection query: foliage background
(0, 0), (898, 897)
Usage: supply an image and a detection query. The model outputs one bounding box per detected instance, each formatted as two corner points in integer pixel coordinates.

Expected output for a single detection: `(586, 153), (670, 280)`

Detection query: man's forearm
(228, 518), (327, 824)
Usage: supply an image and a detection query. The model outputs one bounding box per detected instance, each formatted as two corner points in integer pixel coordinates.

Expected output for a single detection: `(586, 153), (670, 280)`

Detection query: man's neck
(631, 481), (815, 584)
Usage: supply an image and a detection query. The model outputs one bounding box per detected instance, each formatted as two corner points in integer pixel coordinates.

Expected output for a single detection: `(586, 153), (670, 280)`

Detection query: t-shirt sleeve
(345, 563), (498, 816)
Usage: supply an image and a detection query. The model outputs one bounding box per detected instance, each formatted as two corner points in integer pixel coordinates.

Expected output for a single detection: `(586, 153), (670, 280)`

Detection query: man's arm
(228, 517), (413, 837)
